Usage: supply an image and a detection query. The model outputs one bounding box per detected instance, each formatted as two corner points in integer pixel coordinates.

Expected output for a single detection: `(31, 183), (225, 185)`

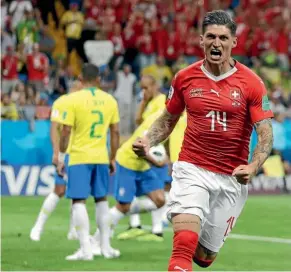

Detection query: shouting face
(200, 24), (237, 65)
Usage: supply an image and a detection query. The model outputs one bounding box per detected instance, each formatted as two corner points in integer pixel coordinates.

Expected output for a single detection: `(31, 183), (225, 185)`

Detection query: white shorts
(167, 161), (248, 253)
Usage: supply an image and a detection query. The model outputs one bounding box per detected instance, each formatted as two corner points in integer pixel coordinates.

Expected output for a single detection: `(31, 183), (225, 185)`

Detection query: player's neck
(82, 83), (98, 89)
(204, 58), (235, 77)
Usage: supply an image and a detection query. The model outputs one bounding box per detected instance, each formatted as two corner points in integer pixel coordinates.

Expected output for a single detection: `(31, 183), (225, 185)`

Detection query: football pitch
(1, 195), (291, 271)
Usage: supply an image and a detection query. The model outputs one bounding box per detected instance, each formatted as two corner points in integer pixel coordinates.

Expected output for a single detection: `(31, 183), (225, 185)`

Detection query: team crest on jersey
(230, 89), (241, 107)
(189, 88), (203, 98)
(168, 86), (174, 100)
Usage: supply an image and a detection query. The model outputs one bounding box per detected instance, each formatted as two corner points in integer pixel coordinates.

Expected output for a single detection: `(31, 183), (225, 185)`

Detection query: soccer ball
(149, 144), (167, 162)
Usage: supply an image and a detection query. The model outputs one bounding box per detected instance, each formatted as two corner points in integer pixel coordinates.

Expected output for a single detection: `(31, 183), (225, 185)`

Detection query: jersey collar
(200, 62), (238, 82)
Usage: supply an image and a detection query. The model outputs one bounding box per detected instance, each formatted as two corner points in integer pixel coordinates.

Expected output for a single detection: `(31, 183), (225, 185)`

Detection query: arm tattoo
(251, 118), (273, 173)
(146, 109), (181, 147)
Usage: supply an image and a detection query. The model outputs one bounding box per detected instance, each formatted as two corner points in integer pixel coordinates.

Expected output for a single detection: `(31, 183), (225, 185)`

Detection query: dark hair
(82, 63), (99, 82)
(202, 10), (237, 36)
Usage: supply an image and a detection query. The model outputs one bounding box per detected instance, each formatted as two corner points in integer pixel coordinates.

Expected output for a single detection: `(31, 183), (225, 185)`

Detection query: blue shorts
(114, 163), (164, 203)
(151, 165), (172, 184)
(54, 155), (69, 185)
(66, 164), (109, 199)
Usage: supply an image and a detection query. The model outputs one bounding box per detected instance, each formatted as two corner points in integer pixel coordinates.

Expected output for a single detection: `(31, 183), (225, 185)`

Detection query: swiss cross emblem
(230, 89), (241, 100)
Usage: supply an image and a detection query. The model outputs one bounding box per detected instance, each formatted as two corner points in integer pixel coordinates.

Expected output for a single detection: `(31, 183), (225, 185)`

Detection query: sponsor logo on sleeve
(168, 86), (174, 100)
(262, 95), (271, 111)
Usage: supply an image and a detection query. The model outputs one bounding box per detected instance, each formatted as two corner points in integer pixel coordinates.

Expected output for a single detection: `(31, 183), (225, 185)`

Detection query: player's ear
(232, 36), (237, 49)
(200, 34), (204, 48)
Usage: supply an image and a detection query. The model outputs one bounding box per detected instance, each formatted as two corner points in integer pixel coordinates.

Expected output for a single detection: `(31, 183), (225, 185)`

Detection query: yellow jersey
(117, 111), (162, 171)
(61, 11), (84, 39)
(169, 113), (187, 163)
(50, 95), (73, 154)
(142, 94), (166, 120)
(58, 87), (120, 165)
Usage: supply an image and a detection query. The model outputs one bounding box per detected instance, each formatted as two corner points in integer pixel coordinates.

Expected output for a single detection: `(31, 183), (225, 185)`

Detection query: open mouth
(210, 49), (222, 60)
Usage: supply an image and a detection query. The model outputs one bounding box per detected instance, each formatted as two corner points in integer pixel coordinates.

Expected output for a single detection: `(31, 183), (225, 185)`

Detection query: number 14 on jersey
(206, 111), (227, 131)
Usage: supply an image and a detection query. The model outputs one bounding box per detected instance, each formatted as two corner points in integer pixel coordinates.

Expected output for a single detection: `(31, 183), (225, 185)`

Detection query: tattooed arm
(132, 109), (181, 157)
(233, 118), (273, 184)
(147, 109), (181, 147)
(250, 118), (274, 173)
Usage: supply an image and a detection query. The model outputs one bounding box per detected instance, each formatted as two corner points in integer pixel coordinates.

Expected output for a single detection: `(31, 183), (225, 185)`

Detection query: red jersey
(1, 55), (18, 80)
(166, 60), (273, 175)
(27, 53), (48, 81)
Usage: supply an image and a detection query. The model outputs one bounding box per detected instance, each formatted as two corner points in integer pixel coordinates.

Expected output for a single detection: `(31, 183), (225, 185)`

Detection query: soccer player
(56, 64), (120, 261)
(30, 80), (82, 242)
(135, 75), (166, 126)
(109, 110), (168, 240)
(117, 75), (167, 240)
(133, 10), (274, 271)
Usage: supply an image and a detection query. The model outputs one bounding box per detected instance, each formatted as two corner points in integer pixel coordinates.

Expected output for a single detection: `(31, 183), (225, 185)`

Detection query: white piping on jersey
(201, 64), (238, 82)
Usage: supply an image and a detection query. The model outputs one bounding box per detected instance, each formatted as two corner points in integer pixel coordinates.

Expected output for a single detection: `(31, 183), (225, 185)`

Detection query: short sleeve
(57, 98), (75, 126)
(110, 99), (120, 124)
(248, 78), (274, 124)
(166, 73), (185, 115)
(50, 101), (62, 122)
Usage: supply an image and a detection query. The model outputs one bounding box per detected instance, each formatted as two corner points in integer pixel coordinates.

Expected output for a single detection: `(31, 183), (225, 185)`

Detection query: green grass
(1, 195), (291, 271)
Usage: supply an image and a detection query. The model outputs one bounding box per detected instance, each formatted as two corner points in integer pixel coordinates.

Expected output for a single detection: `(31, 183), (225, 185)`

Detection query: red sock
(168, 230), (199, 272)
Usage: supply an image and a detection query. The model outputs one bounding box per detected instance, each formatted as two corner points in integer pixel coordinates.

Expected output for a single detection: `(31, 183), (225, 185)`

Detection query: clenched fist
(132, 137), (150, 157)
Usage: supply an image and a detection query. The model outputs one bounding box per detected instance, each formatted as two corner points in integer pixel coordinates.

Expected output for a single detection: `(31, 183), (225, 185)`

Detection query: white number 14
(206, 111), (227, 131)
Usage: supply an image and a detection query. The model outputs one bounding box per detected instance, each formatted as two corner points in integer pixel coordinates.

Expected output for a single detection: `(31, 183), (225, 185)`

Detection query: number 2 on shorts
(90, 110), (104, 138)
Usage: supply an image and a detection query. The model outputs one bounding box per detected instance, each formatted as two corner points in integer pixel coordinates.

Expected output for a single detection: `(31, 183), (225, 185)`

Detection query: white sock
(72, 203), (91, 256)
(129, 213), (141, 228)
(68, 201), (75, 233)
(129, 198), (158, 214)
(95, 201), (111, 250)
(162, 191), (170, 221)
(151, 207), (164, 234)
(34, 192), (60, 230)
(109, 206), (125, 228)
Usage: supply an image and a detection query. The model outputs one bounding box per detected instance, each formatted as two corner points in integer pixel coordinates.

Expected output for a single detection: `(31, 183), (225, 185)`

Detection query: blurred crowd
(1, 0), (291, 135)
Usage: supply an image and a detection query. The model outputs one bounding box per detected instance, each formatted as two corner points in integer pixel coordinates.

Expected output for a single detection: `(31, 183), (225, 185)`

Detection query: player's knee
(54, 185), (66, 197)
(193, 243), (217, 268)
(116, 202), (130, 214)
(152, 192), (165, 208)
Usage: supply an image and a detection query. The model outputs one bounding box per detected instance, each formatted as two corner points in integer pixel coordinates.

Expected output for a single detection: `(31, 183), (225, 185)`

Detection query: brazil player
(56, 64), (120, 261)
(108, 110), (168, 240)
(30, 80), (82, 242)
(117, 75), (168, 240)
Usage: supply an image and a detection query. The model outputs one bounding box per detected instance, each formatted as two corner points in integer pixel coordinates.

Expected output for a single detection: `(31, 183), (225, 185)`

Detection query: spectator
(1, 30), (16, 55)
(1, 46), (19, 94)
(38, 26), (56, 64)
(141, 55), (172, 89)
(10, 81), (25, 103)
(16, 9), (39, 52)
(9, 0), (33, 30)
(60, 3), (86, 62)
(172, 55), (188, 75)
(163, 22), (181, 66)
(114, 64), (136, 135)
(1, 93), (19, 120)
(25, 43), (49, 93)
(183, 26), (202, 64)
(108, 22), (125, 70)
(136, 21), (156, 69)
(100, 66), (116, 94)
